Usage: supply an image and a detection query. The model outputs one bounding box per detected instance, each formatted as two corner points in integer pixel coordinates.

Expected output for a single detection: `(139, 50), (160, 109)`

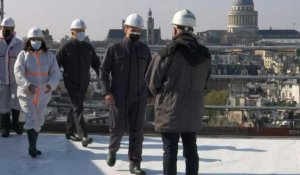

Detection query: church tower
(227, 0), (258, 33)
(147, 8), (155, 45)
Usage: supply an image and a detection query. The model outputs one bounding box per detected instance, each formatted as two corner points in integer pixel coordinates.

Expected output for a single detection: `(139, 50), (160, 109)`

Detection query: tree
(204, 89), (228, 105)
(204, 89), (228, 117)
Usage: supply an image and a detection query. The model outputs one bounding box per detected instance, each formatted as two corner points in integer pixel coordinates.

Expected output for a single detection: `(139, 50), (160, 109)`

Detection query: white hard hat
(124, 14), (144, 29)
(1, 17), (15, 27)
(27, 27), (43, 39)
(70, 19), (86, 29)
(172, 9), (196, 28)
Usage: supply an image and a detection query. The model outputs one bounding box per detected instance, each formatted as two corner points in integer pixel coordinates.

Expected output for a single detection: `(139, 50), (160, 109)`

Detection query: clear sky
(4, 0), (300, 41)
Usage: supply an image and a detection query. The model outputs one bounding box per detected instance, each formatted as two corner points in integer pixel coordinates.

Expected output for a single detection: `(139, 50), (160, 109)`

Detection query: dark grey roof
(212, 64), (260, 75)
(107, 29), (161, 42)
(233, 0), (254, 6)
(207, 30), (227, 35)
(258, 30), (300, 39)
(107, 29), (125, 39)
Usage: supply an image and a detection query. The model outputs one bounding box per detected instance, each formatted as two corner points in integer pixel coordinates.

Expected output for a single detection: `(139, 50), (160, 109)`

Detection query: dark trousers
(66, 94), (87, 138)
(109, 99), (146, 167)
(161, 132), (199, 175)
(1, 109), (20, 130)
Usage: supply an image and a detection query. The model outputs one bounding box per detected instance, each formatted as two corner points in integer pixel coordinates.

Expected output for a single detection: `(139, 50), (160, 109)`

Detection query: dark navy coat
(100, 38), (152, 104)
(56, 39), (100, 102)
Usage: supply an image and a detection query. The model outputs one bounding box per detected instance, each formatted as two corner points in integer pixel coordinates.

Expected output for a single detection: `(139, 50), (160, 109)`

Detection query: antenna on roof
(293, 22), (296, 30)
(0, 0), (4, 22)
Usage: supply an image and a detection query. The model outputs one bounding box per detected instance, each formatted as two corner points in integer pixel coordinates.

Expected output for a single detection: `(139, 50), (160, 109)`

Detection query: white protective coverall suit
(14, 50), (60, 132)
(0, 32), (23, 113)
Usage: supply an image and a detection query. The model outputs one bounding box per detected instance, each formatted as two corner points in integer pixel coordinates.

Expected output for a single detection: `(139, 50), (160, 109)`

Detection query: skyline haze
(5, 0), (300, 41)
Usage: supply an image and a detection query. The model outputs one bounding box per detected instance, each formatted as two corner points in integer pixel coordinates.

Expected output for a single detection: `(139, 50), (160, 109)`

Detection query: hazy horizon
(4, 0), (300, 41)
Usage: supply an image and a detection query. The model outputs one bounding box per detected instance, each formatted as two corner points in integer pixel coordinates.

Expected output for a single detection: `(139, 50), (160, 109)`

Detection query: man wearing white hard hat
(100, 14), (151, 175)
(14, 27), (60, 158)
(146, 9), (211, 175)
(0, 17), (24, 137)
(56, 19), (100, 147)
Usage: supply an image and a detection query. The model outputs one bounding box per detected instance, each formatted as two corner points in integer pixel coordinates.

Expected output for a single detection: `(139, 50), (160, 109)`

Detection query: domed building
(227, 0), (258, 33)
(197, 0), (300, 45)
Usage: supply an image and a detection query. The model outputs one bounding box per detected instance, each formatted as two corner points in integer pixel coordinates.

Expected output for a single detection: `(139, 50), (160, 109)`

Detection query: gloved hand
(44, 84), (51, 94)
(105, 93), (115, 105)
(28, 84), (37, 94)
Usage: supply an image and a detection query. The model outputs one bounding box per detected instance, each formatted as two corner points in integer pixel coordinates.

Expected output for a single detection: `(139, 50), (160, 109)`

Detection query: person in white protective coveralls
(14, 27), (60, 158)
(0, 17), (24, 137)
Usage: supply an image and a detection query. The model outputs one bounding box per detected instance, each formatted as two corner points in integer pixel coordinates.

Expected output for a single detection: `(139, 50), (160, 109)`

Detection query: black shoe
(28, 148), (42, 158)
(2, 130), (9, 137)
(81, 137), (93, 147)
(106, 151), (116, 167)
(130, 166), (146, 175)
(66, 133), (81, 142)
(28, 148), (37, 158)
(27, 129), (41, 158)
(13, 125), (23, 135)
(35, 149), (42, 155)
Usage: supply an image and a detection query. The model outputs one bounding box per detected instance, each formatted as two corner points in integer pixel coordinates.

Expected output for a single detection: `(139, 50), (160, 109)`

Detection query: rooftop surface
(1, 134), (300, 175)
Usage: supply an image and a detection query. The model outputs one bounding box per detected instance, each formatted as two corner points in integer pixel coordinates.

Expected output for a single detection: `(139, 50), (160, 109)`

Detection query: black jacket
(100, 38), (152, 104)
(146, 33), (211, 132)
(56, 40), (100, 97)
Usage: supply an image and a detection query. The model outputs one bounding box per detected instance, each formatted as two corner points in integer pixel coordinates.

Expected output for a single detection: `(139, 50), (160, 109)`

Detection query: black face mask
(2, 30), (12, 38)
(129, 33), (140, 44)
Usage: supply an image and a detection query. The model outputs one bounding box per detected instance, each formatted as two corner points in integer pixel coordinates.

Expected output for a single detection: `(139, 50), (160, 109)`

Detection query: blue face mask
(30, 40), (42, 50)
(76, 32), (85, 41)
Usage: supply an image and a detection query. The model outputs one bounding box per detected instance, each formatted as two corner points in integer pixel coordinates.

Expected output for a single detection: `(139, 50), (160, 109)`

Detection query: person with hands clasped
(14, 27), (60, 158)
